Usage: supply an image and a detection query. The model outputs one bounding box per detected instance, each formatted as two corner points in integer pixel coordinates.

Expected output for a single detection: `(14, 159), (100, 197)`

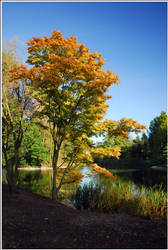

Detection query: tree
(20, 122), (49, 167)
(2, 40), (34, 191)
(8, 30), (146, 200)
(149, 111), (167, 165)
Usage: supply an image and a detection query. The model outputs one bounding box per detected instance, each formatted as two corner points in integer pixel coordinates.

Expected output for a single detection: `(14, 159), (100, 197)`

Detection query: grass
(70, 180), (167, 219)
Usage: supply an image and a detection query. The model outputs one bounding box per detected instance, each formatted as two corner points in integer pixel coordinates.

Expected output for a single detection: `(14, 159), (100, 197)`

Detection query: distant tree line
(95, 111), (167, 169)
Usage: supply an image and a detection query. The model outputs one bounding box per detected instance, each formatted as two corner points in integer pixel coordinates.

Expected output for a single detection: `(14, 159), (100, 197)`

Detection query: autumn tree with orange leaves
(9, 30), (146, 200)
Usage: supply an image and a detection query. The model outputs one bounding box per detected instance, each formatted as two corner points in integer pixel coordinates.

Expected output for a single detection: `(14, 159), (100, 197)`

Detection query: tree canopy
(149, 111), (167, 165)
(8, 30), (146, 199)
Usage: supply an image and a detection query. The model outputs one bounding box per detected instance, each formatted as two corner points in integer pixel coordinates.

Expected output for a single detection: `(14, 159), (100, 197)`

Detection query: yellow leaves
(97, 57), (106, 66)
(96, 119), (119, 134)
(98, 118), (146, 139)
(65, 169), (83, 183)
(91, 163), (116, 181)
(91, 146), (121, 159)
(79, 43), (90, 53)
(76, 152), (93, 163)
(117, 118), (147, 137)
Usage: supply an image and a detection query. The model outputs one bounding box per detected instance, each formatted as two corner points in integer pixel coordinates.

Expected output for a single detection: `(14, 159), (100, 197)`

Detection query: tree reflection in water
(17, 166), (167, 205)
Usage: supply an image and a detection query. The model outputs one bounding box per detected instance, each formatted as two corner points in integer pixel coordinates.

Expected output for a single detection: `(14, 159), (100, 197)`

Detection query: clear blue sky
(2, 2), (167, 135)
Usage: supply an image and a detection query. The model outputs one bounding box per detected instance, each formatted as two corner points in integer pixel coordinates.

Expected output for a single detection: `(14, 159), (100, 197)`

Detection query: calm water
(3, 165), (166, 205)
(16, 165), (166, 193)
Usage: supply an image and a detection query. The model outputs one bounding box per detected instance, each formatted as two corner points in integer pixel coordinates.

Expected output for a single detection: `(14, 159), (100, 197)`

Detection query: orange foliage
(8, 30), (120, 138)
(7, 30), (145, 189)
(91, 163), (116, 181)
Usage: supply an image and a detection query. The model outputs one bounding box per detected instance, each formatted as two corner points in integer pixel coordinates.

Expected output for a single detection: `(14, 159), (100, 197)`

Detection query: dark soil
(2, 184), (167, 249)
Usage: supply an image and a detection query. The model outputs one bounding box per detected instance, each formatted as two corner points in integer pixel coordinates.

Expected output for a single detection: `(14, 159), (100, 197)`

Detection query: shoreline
(18, 166), (66, 170)
(18, 167), (52, 170)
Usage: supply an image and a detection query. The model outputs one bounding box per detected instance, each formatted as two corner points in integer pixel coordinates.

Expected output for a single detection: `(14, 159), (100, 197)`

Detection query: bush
(70, 183), (102, 210)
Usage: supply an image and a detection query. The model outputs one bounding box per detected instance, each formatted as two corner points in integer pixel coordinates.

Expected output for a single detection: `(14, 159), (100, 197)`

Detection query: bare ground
(2, 184), (167, 249)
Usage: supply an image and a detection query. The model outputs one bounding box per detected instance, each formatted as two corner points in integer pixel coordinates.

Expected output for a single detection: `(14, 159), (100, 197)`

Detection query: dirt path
(2, 184), (167, 249)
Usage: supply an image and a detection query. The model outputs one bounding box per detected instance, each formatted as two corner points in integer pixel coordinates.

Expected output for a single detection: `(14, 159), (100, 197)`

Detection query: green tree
(128, 134), (150, 160)
(20, 123), (49, 167)
(149, 111), (167, 166)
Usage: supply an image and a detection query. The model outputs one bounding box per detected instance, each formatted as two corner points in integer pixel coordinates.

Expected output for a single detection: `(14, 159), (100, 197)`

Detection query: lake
(10, 165), (165, 203)
(2, 165), (166, 207)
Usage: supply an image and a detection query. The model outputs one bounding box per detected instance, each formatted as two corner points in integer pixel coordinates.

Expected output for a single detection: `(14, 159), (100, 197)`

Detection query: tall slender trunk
(52, 167), (57, 200)
(51, 141), (59, 200)
(6, 161), (14, 193)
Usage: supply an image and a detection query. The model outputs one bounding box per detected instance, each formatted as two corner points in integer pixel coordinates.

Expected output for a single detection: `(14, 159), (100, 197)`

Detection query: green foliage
(2, 41), (26, 190)
(94, 134), (149, 170)
(98, 135), (132, 154)
(20, 123), (49, 166)
(96, 112), (167, 170)
(149, 111), (167, 166)
(161, 145), (168, 166)
(18, 170), (51, 196)
(127, 134), (150, 160)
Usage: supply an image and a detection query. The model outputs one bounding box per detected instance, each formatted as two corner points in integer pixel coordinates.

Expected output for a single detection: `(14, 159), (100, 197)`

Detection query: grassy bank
(70, 181), (167, 219)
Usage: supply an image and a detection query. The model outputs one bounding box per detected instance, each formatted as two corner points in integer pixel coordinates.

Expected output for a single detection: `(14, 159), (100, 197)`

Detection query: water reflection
(16, 167), (96, 201)
(14, 165), (167, 204)
(79, 167), (95, 187)
(119, 168), (167, 190)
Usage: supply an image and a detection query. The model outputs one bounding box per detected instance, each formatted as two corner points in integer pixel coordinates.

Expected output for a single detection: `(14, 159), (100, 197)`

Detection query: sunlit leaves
(7, 30), (147, 197)
(98, 118), (146, 139)
(91, 146), (121, 159)
(91, 163), (116, 181)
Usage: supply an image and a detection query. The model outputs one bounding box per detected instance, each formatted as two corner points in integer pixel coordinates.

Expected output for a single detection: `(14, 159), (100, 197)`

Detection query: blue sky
(2, 2), (167, 136)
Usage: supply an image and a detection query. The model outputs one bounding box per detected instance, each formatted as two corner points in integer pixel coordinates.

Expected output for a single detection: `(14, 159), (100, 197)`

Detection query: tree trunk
(6, 144), (20, 193)
(6, 157), (18, 193)
(51, 142), (59, 201)
(52, 165), (57, 200)
(55, 159), (74, 195)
